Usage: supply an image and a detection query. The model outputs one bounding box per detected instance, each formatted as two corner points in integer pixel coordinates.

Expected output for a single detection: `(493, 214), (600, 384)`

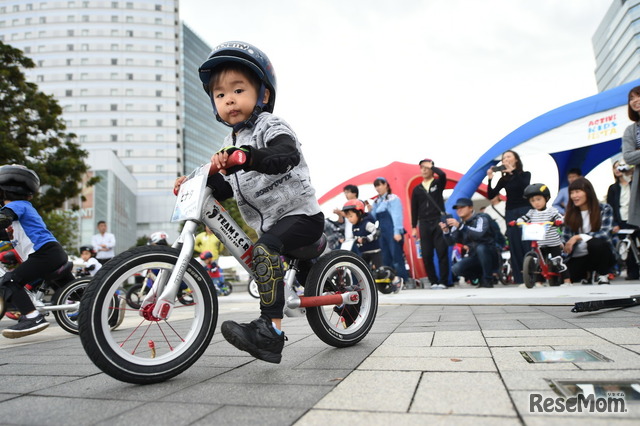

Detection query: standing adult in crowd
(367, 177), (409, 286)
(552, 168), (582, 214)
(563, 177), (616, 284)
(91, 220), (116, 265)
(622, 85), (640, 227)
(485, 195), (506, 235)
(194, 226), (224, 261)
(607, 160), (638, 280)
(487, 150), (530, 284)
(411, 158), (450, 289)
(440, 198), (498, 288)
(332, 184), (359, 242)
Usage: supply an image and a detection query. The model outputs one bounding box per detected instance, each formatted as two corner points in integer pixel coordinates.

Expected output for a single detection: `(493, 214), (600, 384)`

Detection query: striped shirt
(517, 207), (563, 247)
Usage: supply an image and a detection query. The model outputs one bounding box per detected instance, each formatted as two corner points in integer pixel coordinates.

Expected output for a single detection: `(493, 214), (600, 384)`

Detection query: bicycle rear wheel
(304, 250), (377, 348)
(52, 277), (91, 335)
(78, 245), (218, 384)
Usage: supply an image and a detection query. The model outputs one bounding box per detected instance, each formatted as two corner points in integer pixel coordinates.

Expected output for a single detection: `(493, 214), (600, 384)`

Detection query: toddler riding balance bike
(78, 163), (378, 384)
(515, 221), (567, 288)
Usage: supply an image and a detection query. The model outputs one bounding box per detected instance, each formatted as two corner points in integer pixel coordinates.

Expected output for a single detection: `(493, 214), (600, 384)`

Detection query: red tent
(318, 161), (493, 280)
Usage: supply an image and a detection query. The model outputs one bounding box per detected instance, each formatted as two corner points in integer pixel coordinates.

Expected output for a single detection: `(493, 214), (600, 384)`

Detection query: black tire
(52, 277), (91, 335)
(522, 253), (539, 289)
(304, 250), (377, 348)
(0, 290), (5, 321)
(248, 280), (260, 298)
(374, 266), (396, 294)
(125, 283), (147, 309)
(78, 245), (218, 384)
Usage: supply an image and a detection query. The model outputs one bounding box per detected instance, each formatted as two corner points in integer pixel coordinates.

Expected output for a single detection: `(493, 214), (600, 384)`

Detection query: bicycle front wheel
(522, 253), (539, 289)
(305, 250), (377, 348)
(78, 245), (218, 384)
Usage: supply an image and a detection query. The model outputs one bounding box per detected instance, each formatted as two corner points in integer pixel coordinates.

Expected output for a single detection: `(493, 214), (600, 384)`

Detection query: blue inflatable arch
(446, 78), (640, 211)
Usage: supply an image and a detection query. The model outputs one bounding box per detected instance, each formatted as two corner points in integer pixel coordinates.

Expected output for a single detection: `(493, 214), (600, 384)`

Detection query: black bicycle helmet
(79, 245), (95, 255)
(523, 183), (551, 201)
(0, 164), (39, 196)
(198, 41), (277, 127)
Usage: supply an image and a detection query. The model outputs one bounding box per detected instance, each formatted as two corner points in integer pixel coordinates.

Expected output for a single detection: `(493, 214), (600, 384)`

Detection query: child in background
(79, 245), (102, 277)
(515, 183), (570, 286)
(0, 165), (75, 338)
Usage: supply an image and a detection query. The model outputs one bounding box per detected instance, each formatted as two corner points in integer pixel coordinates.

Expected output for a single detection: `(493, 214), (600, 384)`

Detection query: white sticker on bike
(171, 163), (211, 222)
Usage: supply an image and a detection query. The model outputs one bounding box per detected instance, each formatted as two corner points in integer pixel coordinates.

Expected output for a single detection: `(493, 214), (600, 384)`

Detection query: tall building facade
(592, 0), (640, 91)
(182, 24), (227, 174)
(0, 0), (226, 240)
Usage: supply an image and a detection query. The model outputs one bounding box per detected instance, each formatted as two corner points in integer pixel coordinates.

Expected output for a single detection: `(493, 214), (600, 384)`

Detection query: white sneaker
(560, 282), (573, 287)
(597, 275), (610, 285)
(392, 277), (403, 293)
(431, 283), (446, 289)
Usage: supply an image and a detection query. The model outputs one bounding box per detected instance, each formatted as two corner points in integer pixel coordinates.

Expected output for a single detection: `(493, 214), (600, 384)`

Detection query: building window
(81, 73), (88, 80)
(111, 44), (118, 51)
(80, 58), (88, 65)
(26, 3), (33, 11)
(111, 89), (118, 96)
(155, 60), (162, 66)
(79, 135), (87, 143)
(126, 16), (133, 23)
(111, 29), (118, 36)
(156, 90), (162, 97)
(67, 29), (74, 36)
(81, 29), (89, 36)
(111, 58), (117, 65)
(125, 119), (133, 126)
(67, 15), (75, 22)
(155, 4), (161, 11)
(126, 73), (133, 80)
(125, 104), (133, 110)
(112, 2), (118, 8)
(111, 15), (118, 22)
(111, 119), (118, 126)
(111, 135), (117, 142)
(126, 30), (133, 37)
(80, 104), (87, 111)
(39, 17), (46, 24)
(125, 44), (133, 51)
(155, 46), (162, 52)
(155, 18), (162, 24)
(156, 105), (162, 112)
(110, 104), (118, 111)
(81, 44), (89, 51)
(125, 89), (133, 96)
(156, 120), (163, 127)
(155, 32), (162, 39)
(156, 135), (164, 141)
(37, 60), (44, 67)
(24, 46), (31, 53)
(66, 73), (73, 80)
(155, 74), (162, 81)
(80, 89), (88, 95)
(67, 59), (73, 65)
(80, 119), (88, 126)
(37, 75), (44, 82)
(67, 44), (74, 51)
(126, 2), (133, 9)
(110, 73), (118, 80)
(125, 134), (133, 141)
(125, 58), (133, 65)
(82, 15), (89, 22)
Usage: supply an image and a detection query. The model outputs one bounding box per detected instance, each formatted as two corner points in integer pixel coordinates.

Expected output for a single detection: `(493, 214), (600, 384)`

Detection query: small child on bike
(515, 183), (570, 285)
(78, 245), (102, 277)
(0, 165), (75, 338)
(342, 199), (400, 293)
(174, 41), (324, 363)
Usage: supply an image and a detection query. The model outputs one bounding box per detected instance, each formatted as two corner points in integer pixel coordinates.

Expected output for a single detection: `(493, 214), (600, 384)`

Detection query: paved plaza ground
(0, 281), (639, 425)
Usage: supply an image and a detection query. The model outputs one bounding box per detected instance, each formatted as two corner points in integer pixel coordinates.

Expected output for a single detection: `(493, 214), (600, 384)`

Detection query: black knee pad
(252, 243), (284, 307)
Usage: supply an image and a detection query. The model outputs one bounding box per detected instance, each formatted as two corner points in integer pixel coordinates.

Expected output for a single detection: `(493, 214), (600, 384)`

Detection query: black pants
(419, 219), (450, 285)
(3, 242), (72, 314)
(257, 212), (324, 319)
(566, 238), (616, 283)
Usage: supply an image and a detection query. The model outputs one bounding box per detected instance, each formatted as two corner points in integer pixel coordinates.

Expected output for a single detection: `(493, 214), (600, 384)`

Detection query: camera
(617, 163), (632, 172)
(491, 165), (506, 172)
(440, 214), (453, 224)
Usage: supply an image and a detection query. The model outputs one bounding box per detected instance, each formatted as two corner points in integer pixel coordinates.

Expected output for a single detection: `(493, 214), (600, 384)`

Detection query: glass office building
(593, 0), (640, 91)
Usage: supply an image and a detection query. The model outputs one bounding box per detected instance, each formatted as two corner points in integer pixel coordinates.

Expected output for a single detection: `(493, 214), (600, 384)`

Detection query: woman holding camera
(622, 85), (640, 227)
(487, 150), (531, 284)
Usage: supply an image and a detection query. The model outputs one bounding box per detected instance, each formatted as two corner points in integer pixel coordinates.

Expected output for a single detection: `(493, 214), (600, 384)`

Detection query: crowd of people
(326, 85), (640, 290)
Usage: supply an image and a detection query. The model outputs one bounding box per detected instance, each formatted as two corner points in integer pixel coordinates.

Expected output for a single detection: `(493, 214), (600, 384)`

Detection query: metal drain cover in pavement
(521, 350), (611, 363)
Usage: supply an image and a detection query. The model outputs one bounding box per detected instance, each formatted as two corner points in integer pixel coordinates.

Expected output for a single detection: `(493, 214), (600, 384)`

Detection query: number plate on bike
(521, 223), (547, 241)
(171, 163), (210, 222)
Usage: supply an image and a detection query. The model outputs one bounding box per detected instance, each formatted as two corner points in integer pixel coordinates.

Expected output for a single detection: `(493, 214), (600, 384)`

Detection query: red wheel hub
(141, 303), (162, 321)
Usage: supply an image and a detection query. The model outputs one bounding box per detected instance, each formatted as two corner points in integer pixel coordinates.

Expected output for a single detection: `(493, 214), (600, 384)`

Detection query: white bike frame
(143, 166), (359, 321)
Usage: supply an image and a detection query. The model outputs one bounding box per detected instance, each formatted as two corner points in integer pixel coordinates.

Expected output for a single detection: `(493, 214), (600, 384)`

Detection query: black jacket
(411, 166), (446, 227)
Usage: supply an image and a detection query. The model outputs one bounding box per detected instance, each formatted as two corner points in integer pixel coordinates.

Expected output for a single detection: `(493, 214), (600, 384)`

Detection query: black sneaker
(221, 315), (287, 364)
(2, 313), (49, 339)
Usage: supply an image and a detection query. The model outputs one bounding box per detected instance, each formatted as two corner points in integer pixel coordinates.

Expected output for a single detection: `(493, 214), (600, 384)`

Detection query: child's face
(345, 210), (360, 225)
(211, 70), (269, 126)
(529, 195), (547, 211)
(80, 251), (91, 261)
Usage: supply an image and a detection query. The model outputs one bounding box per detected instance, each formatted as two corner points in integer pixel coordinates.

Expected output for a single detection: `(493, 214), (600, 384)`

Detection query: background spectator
(607, 160), (638, 280)
(552, 168), (582, 214)
(91, 220), (116, 265)
(621, 85), (640, 227)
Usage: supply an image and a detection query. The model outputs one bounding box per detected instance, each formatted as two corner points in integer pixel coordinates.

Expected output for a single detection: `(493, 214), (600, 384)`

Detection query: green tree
(0, 41), (97, 249)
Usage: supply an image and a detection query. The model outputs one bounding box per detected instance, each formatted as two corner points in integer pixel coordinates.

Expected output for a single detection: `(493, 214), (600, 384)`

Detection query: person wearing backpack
(440, 198), (499, 288)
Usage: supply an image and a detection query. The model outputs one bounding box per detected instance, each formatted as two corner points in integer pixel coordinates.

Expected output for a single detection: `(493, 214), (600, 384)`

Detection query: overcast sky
(180, 0), (614, 201)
